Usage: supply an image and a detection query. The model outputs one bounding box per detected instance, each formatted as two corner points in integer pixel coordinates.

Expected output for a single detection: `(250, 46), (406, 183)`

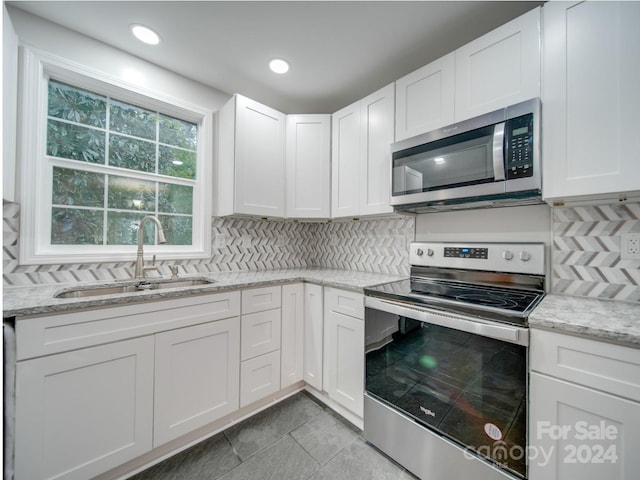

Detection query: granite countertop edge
(3, 268), (406, 318)
(528, 294), (640, 348)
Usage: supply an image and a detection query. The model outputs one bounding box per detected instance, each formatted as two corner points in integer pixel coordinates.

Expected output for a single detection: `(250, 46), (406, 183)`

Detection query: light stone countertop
(3, 267), (405, 318)
(528, 294), (640, 348)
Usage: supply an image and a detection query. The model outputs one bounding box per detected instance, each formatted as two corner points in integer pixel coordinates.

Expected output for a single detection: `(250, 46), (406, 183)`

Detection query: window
(19, 49), (212, 264)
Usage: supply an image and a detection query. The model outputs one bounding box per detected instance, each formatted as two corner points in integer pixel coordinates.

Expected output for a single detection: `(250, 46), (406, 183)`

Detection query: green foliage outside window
(47, 80), (197, 246)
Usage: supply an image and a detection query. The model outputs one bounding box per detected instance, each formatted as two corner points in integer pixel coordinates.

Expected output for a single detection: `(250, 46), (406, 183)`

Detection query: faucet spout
(135, 216), (167, 280)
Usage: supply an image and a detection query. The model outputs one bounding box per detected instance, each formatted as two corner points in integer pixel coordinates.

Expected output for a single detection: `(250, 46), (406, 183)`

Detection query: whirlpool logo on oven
(420, 406), (436, 418)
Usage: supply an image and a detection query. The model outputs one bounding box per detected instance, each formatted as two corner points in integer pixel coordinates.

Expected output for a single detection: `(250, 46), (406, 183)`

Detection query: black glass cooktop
(365, 278), (544, 326)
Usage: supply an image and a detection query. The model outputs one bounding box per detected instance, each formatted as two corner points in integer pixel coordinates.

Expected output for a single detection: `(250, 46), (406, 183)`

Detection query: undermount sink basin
(55, 278), (215, 299)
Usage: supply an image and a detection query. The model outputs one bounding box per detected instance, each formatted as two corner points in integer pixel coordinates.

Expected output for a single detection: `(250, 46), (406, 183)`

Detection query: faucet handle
(169, 265), (179, 278)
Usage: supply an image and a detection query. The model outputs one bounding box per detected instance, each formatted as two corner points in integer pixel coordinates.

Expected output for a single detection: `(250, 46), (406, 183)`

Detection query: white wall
(415, 204), (552, 244)
(3, 4), (19, 202)
(4, 6), (231, 201)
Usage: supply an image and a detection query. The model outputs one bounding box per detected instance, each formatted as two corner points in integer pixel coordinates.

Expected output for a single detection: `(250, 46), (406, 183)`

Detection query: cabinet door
(240, 350), (281, 407)
(529, 372), (640, 480)
(235, 95), (286, 217)
(542, 1), (640, 202)
(303, 283), (323, 390)
(331, 102), (361, 218)
(323, 309), (364, 417)
(286, 114), (331, 218)
(455, 7), (541, 121)
(281, 283), (304, 388)
(359, 83), (395, 216)
(14, 337), (154, 480)
(395, 53), (455, 141)
(154, 319), (240, 446)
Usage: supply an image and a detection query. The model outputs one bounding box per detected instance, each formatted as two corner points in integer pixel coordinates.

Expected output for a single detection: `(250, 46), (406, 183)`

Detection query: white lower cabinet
(303, 283), (324, 390)
(239, 286), (282, 407)
(15, 337), (155, 480)
(281, 283), (304, 388)
(323, 287), (364, 417)
(240, 350), (281, 408)
(153, 319), (240, 447)
(529, 329), (640, 480)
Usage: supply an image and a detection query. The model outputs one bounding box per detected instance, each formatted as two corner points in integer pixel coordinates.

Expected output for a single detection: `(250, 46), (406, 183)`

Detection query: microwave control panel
(505, 113), (534, 180)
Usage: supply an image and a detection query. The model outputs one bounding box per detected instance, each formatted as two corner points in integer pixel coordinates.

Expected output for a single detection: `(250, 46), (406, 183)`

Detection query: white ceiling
(8, 1), (542, 113)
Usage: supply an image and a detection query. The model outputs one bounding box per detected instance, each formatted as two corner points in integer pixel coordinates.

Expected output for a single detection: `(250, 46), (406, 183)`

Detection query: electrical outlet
(213, 233), (226, 249)
(242, 235), (252, 249)
(621, 233), (640, 260)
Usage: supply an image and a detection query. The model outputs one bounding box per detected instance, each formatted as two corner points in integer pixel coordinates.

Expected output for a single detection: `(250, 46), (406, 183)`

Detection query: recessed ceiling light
(130, 24), (161, 45)
(269, 58), (290, 74)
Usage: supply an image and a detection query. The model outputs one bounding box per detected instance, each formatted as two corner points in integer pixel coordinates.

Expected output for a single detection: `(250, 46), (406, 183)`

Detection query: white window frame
(18, 46), (212, 265)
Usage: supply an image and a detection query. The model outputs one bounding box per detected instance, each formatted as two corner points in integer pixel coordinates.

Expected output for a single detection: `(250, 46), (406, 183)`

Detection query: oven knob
(502, 250), (514, 261)
(427, 248), (434, 257)
(520, 250), (531, 262)
(416, 248), (424, 256)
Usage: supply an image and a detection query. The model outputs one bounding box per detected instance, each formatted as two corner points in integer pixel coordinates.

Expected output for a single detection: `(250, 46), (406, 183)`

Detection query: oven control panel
(443, 247), (488, 259)
(411, 242), (545, 275)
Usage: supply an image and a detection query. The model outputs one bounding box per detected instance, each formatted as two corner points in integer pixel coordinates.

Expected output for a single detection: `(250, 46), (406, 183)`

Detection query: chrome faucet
(134, 216), (167, 280)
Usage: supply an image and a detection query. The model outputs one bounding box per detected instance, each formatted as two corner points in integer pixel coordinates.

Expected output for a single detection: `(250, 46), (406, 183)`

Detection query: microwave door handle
(492, 122), (506, 181)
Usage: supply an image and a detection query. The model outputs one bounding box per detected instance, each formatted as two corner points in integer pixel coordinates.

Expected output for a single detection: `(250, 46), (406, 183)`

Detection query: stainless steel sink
(55, 278), (215, 299)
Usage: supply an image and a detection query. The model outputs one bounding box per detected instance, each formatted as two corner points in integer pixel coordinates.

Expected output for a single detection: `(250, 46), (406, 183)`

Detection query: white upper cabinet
(286, 114), (331, 218)
(542, 1), (640, 204)
(216, 94), (286, 217)
(454, 7), (541, 122)
(395, 53), (455, 141)
(332, 83), (395, 218)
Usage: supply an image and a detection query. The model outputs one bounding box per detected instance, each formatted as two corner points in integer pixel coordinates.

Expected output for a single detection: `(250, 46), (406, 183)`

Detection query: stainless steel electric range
(364, 242), (546, 480)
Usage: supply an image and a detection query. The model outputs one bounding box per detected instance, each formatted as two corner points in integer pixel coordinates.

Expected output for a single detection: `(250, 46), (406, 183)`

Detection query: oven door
(364, 297), (528, 479)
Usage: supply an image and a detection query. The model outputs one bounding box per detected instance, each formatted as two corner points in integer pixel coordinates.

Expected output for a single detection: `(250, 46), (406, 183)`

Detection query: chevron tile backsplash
(552, 202), (640, 302)
(2, 201), (413, 286)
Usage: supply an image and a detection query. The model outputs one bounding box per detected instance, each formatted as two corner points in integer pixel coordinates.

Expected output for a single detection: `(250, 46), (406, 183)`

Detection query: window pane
(51, 208), (104, 245)
(159, 146), (196, 179)
(107, 176), (156, 211)
(52, 167), (104, 207)
(159, 215), (193, 245)
(106, 212), (158, 245)
(158, 183), (193, 214)
(48, 81), (106, 128)
(109, 100), (156, 140)
(108, 134), (156, 173)
(159, 114), (197, 149)
(47, 120), (105, 163)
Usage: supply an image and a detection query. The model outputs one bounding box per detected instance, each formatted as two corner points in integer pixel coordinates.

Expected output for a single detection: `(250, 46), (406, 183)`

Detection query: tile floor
(129, 392), (417, 480)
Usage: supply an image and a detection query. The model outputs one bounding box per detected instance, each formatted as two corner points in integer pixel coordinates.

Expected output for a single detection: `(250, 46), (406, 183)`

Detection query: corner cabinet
(332, 83), (395, 218)
(303, 283), (324, 390)
(281, 283), (305, 388)
(529, 328), (640, 480)
(454, 6), (541, 122)
(216, 94), (286, 217)
(542, 1), (640, 204)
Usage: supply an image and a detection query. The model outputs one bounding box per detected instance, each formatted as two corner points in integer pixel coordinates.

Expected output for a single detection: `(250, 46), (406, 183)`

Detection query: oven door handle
(365, 297), (528, 347)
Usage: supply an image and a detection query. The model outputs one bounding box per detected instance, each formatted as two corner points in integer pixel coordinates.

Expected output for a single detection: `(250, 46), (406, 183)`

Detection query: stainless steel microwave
(391, 98), (541, 212)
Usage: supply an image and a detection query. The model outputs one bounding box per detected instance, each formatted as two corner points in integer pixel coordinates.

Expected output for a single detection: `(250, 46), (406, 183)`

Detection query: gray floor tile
(224, 393), (324, 461)
(308, 437), (416, 480)
(291, 410), (360, 465)
(218, 435), (319, 480)
(129, 432), (241, 480)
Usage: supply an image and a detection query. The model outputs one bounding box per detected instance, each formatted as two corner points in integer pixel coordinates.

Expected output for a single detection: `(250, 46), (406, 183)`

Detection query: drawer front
(240, 350), (281, 408)
(324, 287), (364, 319)
(16, 292), (241, 360)
(241, 286), (282, 314)
(240, 309), (281, 361)
(531, 329), (640, 402)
